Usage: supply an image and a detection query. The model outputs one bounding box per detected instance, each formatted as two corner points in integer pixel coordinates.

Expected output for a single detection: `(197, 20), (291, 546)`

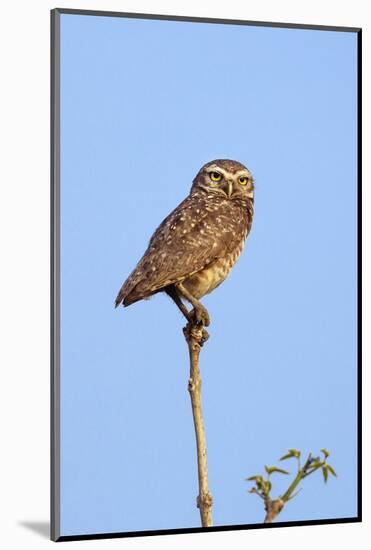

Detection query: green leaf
(265, 465), (289, 475)
(268, 467), (290, 475)
(327, 464), (337, 478)
(279, 448), (300, 461)
(246, 475), (261, 481)
(308, 460), (323, 470)
(256, 478), (264, 489)
(321, 448), (330, 459)
(288, 448), (301, 458)
(279, 453), (295, 461)
(322, 465), (329, 483)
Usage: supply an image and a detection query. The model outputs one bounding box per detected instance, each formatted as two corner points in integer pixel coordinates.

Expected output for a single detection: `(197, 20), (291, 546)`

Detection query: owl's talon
(183, 323), (209, 346)
(200, 329), (209, 346)
(190, 306), (210, 327)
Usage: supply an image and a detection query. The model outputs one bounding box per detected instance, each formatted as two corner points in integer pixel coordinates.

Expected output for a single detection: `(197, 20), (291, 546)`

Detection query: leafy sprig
(246, 448), (337, 523)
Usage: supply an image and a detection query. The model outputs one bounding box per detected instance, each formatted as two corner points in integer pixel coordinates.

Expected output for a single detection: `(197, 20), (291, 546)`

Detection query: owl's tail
(115, 286), (147, 308)
(114, 273), (145, 308)
(114, 289), (125, 308)
(114, 274), (135, 307)
(115, 258), (158, 307)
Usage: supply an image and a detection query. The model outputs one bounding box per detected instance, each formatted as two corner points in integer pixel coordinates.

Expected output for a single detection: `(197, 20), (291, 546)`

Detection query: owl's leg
(175, 283), (210, 327)
(166, 285), (209, 346)
(165, 286), (191, 322)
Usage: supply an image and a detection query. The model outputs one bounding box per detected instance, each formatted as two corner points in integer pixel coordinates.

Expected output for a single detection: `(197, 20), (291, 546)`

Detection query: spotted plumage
(115, 159), (254, 325)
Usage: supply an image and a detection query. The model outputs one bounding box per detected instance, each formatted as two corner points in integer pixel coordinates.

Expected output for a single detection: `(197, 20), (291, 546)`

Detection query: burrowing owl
(115, 159), (254, 326)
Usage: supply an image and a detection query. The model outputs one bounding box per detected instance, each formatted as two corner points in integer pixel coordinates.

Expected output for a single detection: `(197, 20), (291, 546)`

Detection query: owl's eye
(238, 176), (248, 185)
(210, 172), (222, 182)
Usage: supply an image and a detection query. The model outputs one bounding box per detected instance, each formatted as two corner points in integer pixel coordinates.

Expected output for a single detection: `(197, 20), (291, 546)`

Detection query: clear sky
(59, 13), (358, 537)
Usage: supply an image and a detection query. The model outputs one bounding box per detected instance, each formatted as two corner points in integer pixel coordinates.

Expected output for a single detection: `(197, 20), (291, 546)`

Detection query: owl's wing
(115, 194), (237, 307)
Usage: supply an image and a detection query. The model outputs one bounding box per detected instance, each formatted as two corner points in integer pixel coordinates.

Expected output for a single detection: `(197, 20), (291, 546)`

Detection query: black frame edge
(51, 7), (61, 543)
(56, 517), (360, 542)
(54, 7), (361, 33)
(356, 28), (362, 523)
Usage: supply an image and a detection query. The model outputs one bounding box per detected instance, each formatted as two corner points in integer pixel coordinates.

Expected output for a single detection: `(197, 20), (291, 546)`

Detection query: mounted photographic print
(51, 8), (361, 542)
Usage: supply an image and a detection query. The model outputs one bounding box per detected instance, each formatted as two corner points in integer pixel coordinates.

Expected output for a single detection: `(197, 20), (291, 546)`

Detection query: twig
(264, 498), (285, 523)
(183, 321), (213, 527)
(247, 449), (337, 524)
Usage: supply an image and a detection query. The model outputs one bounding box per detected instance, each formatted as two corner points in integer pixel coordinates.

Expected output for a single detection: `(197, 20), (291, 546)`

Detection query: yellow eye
(239, 176), (248, 185)
(210, 171), (222, 182)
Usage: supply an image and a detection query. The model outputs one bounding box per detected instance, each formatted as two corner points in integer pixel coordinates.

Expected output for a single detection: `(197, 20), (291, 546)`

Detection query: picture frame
(51, 8), (362, 542)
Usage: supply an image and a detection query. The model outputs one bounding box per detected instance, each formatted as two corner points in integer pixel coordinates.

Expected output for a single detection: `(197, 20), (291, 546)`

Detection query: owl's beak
(226, 180), (233, 198)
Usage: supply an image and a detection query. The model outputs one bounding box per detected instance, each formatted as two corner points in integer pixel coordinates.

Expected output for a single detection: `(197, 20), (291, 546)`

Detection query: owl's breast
(181, 233), (247, 299)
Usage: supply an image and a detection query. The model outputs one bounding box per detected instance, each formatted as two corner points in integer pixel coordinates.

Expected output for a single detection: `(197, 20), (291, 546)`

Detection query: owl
(115, 159), (254, 326)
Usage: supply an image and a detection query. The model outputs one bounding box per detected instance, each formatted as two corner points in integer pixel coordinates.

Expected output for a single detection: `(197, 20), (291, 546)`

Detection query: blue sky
(59, 13), (358, 536)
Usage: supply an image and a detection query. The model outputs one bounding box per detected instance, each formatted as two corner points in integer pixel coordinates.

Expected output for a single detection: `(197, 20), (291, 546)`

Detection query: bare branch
(183, 321), (213, 527)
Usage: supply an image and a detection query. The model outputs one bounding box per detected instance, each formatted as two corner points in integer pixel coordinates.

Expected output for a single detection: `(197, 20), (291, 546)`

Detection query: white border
(0, 1), (368, 549)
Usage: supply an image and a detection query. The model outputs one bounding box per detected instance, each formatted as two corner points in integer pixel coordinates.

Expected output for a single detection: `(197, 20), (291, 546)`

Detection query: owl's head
(191, 159), (254, 201)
